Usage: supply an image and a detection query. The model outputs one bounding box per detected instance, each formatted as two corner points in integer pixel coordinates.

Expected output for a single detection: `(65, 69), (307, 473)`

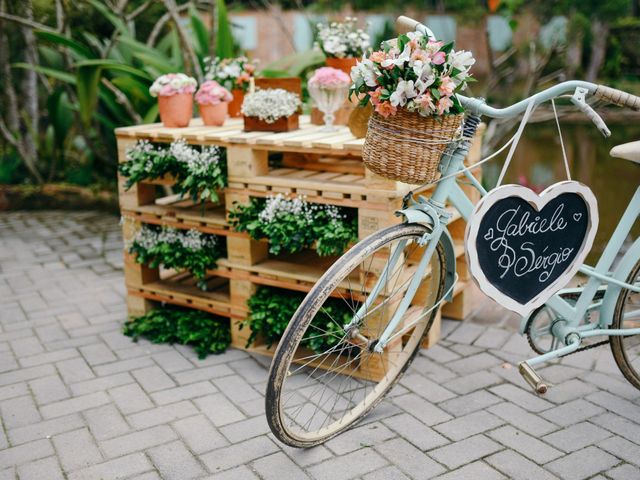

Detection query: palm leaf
(216, 0), (234, 59)
(35, 30), (95, 60)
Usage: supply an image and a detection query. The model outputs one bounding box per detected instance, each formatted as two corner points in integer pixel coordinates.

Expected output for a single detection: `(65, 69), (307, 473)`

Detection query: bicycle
(265, 15), (640, 448)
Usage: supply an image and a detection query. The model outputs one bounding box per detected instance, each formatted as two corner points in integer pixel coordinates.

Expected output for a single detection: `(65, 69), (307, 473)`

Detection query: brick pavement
(1, 210), (640, 480)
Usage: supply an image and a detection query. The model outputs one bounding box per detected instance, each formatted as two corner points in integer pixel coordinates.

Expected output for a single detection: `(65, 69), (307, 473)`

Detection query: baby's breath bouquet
(228, 194), (357, 256)
(316, 17), (370, 59)
(350, 31), (475, 118)
(118, 140), (226, 203)
(127, 224), (223, 289)
(241, 89), (301, 124)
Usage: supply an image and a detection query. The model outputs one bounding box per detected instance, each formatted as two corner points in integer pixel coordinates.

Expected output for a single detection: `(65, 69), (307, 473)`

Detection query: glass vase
(308, 83), (350, 131)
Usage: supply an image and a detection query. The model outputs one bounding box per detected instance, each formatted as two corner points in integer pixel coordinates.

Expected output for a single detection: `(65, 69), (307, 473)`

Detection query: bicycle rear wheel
(265, 223), (446, 447)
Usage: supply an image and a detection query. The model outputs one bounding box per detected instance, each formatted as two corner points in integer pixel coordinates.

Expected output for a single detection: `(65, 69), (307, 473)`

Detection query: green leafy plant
(244, 286), (354, 354)
(118, 139), (227, 203)
(128, 224), (224, 289)
(123, 306), (230, 359)
(228, 194), (357, 256)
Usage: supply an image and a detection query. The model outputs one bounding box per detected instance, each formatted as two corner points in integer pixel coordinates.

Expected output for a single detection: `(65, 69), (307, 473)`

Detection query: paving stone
(66, 452), (152, 480)
(383, 413), (449, 451)
(252, 452), (310, 480)
(93, 356), (155, 376)
(79, 343), (117, 365)
(0, 438), (54, 467)
(307, 447), (389, 480)
(18, 348), (78, 368)
(220, 414), (272, 444)
(56, 356), (96, 384)
(447, 352), (503, 374)
(201, 436), (279, 472)
(0, 382), (28, 402)
(152, 350), (194, 373)
(132, 365), (177, 393)
(489, 384), (554, 412)
(473, 327), (511, 349)
(543, 422), (612, 453)
(127, 400), (199, 429)
(486, 450), (558, 480)
(325, 422), (396, 455)
(487, 402), (558, 436)
(363, 465), (411, 480)
(590, 412), (640, 445)
(598, 436), (640, 467)
(280, 444), (334, 468)
(375, 437), (445, 479)
(52, 427), (103, 471)
(434, 410), (504, 442)
(1, 394), (41, 428)
(543, 378), (598, 404)
(195, 393), (246, 427)
(442, 370), (502, 395)
(546, 446), (620, 480)
(148, 440), (206, 480)
(488, 425), (562, 463)
(422, 344), (461, 363)
(172, 364), (235, 385)
(8, 413), (84, 445)
(429, 434), (502, 470)
(10, 337), (44, 357)
(108, 382), (153, 414)
(434, 461), (506, 480)
(212, 374), (262, 403)
(540, 399), (605, 427)
(586, 391), (640, 422)
(16, 456), (65, 480)
(83, 404), (130, 441)
(30, 374), (69, 405)
(607, 463), (640, 480)
(151, 380), (217, 405)
(173, 414), (229, 454)
(40, 391), (110, 419)
(446, 323), (486, 345)
(400, 373), (457, 403)
(439, 390), (502, 416)
(206, 465), (260, 480)
(69, 372), (132, 396)
(392, 393), (452, 426)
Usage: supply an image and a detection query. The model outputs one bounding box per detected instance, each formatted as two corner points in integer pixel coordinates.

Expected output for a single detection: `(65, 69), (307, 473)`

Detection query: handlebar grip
(396, 16), (421, 34)
(594, 85), (640, 111)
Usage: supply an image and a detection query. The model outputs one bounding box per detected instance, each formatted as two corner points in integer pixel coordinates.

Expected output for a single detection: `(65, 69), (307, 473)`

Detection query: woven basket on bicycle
(363, 109), (464, 184)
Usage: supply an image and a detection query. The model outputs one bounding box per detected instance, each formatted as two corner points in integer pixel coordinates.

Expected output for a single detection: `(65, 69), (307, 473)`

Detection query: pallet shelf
(116, 115), (485, 380)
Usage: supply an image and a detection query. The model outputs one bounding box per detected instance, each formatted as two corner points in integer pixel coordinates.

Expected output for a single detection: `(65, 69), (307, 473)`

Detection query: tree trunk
(208, 0), (217, 56)
(565, 31), (583, 79)
(586, 19), (609, 83)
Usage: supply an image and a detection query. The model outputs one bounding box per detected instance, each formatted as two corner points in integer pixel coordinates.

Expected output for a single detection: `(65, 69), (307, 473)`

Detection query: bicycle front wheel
(265, 223), (446, 447)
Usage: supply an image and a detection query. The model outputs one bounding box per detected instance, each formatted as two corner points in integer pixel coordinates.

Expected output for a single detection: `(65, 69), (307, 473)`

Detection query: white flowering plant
(118, 140), (226, 203)
(204, 56), (258, 92)
(316, 17), (370, 59)
(350, 31), (475, 118)
(241, 89), (301, 123)
(228, 194), (357, 256)
(127, 224), (224, 290)
(149, 73), (197, 97)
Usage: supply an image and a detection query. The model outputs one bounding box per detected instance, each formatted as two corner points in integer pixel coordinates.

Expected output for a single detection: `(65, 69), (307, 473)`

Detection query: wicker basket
(363, 109), (464, 184)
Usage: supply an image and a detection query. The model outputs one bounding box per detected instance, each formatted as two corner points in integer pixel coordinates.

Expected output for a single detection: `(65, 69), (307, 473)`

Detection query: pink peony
(309, 67), (351, 88)
(375, 101), (397, 118)
(195, 80), (233, 105)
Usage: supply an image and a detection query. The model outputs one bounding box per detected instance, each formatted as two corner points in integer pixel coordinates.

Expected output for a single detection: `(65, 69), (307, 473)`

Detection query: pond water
(481, 122), (640, 264)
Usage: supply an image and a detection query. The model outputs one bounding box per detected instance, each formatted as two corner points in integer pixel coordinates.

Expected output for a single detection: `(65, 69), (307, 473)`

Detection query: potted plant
(350, 31), (475, 184)
(316, 17), (370, 74)
(204, 56), (258, 117)
(149, 73), (197, 128)
(308, 67), (352, 131)
(241, 88), (301, 132)
(196, 81), (233, 126)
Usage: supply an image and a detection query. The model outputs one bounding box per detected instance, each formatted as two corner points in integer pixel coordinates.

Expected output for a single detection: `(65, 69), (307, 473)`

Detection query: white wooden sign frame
(464, 180), (599, 316)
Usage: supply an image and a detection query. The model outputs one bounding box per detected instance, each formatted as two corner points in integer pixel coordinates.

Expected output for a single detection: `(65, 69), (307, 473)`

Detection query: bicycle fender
(600, 236), (640, 326)
(397, 209), (457, 301)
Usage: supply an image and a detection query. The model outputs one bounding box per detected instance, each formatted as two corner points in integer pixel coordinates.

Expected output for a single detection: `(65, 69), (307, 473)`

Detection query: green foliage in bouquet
(228, 194), (357, 256)
(123, 306), (230, 359)
(244, 286), (352, 354)
(128, 224), (224, 289)
(118, 139), (226, 203)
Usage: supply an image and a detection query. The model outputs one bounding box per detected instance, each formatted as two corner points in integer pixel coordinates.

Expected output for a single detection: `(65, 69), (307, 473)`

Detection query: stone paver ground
(1, 210), (640, 480)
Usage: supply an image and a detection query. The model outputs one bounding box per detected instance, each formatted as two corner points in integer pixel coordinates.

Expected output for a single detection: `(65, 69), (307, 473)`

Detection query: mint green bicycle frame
(351, 79), (640, 371)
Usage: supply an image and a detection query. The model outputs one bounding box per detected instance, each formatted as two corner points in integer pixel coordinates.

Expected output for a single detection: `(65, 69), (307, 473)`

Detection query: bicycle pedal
(518, 362), (550, 395)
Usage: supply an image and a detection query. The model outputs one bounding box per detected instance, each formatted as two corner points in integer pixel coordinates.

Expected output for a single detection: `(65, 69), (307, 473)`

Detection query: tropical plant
(228, 194), (358, 256)
(123, 305), (231, 358)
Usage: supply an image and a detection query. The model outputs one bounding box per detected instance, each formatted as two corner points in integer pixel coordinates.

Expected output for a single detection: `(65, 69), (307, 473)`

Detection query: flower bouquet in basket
(241, 88), (301, 132)
(149, 73), (197, 128)
(350, 32), (475, 184)
(204, 56), (258, 117)
(316, 17), (370, 74)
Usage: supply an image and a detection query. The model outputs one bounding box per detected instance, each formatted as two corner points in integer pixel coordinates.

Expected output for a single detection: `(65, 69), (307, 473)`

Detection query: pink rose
(196, 80), (233, 105)
(309, 67), (351, 88)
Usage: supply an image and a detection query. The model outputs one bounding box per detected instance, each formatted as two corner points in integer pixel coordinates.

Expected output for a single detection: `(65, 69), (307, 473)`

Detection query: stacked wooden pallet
(115, 115), (484, 380)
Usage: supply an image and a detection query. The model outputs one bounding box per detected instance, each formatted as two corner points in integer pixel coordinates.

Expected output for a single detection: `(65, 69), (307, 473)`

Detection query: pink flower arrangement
(308, 67), (351, 89)
(149, 73), (197, 97)
(350, 31), (475, 118)
(195, 81), (233, 106)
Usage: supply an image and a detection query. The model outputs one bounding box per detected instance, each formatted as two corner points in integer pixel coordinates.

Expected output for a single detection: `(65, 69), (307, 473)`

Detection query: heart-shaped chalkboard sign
(465, 181), (598, 316)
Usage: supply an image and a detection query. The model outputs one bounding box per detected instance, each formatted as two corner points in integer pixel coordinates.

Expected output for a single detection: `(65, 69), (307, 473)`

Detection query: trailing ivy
(118, 139), (227, 203)
(127, 224), (224, 290)
(123, 306), (231, 359)
(228, 194), (358, 256)
(244, 286), (354, 354)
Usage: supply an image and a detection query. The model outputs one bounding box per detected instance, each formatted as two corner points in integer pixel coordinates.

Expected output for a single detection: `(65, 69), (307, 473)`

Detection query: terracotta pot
(244, 114), (299, 132)
(326, 57), (358, 75)
(158, 93), (193, 128)
(199, 102), (228, 126)
(228, 89), (244, 118)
